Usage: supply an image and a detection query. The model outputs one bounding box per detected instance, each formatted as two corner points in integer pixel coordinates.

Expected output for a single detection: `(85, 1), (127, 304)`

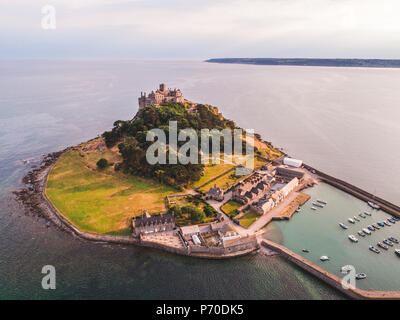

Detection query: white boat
(340, 265), (353, 274)
(354, 216), (360, 222)
(348, 235), (358, 242)
(368, 201), (380, 210)
(311, 207), (317, 210)
(362, 228), (371, 235)
(359, 213), (366, 218)
(339, 223), (348, 229)
(317, 199), (327, 205)
(320, 256), (329, 261)
(384, 221), (391, 226)
(357, 230), (365, 237)
(313, 202), (324, 208)
(364, 211), (371, 216)
(395, 249), (400, 257)
(348, 218), (355, 224)
(356, 273), (367, 280)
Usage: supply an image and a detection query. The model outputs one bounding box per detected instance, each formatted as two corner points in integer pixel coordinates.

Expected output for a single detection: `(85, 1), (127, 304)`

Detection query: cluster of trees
(168, 203), (217, 225)
(102, 102), (240, 189)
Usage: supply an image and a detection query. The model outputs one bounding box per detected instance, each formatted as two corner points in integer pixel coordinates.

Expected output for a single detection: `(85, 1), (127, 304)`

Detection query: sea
(1, 59), (399, 299)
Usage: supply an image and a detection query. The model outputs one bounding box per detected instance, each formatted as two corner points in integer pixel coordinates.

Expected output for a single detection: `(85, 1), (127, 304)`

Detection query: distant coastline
(205, 58), (400, 68)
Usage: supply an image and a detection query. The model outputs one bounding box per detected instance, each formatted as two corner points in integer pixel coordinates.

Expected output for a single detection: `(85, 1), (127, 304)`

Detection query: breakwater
(261, 239), (400, 300)
(304, 164), (400, 218)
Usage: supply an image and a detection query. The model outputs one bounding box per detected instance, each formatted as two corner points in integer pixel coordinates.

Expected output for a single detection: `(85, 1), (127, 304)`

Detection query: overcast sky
(1, 0), (400, 59)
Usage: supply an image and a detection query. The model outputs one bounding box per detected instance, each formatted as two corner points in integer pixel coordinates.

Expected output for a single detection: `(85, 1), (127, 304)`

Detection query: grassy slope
(46, 139), (175, 235)
(221, 200), (242, 217)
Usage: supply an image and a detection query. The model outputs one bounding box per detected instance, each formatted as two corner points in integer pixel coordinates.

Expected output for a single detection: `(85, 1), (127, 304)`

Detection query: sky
(1, 0), (400, 59)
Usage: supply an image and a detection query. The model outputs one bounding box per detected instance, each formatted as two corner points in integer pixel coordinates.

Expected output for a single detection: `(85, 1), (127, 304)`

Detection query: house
(218, 224), (240, 243)
(134, 211), (175, 235)
(205, 184), (224, 201)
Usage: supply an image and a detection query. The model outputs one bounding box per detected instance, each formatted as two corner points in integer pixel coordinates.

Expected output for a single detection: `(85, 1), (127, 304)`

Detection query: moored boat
(369, 246), (380, 254)
(388, 218), (396, 224)
(356, 273), (367, 280)
(358, 230), (365, 237)
(368, 201), (380, 210)
(348, 235), (358, 243)
(364, 211), (371, 216)
(354, 216), (360, 222)
(339, 223), (348, 229)
(362, 228), (371, 235)
(320, 256), (329, 261)
(359, 213), (366, 218)
(383, 239), (394, 247)
(374, 224), (380, 230)
(368, 225), (375, 231)
(348, 218), (355, 224)
(389, 237), (399, 244)
(317, 199), (327, 205)
(312, 202), (324, 208)
(384, 221), (391, 226)
(311, 207), (317, 210)
(395, 249), (400, 257)
(377, 242), (389, 250)
(377, 222), (385, 227)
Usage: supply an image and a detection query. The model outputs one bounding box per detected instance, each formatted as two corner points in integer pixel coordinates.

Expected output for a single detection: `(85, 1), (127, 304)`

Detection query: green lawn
(238, 209), (260, 228)
(221, 200), (242, 217)
(46, 147), (175, 235)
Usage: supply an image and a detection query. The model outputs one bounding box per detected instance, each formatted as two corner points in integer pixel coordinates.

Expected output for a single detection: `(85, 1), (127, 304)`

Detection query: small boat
(339, 223), (348, 230)
(395, 249), (400, 257)
(393, 216), (400, 221)
(369, 246), (380, 254)
(358, 230), (365, 237)
(384, 221), (391, 226)
(377, 222), (385, 227)
(302, 249), (310, 253)
(368, 201), (380, 210)
(377, 242), (389, 250)
(320, 256), (330, 261)
(389, 237), (399, 244)
(341, 265), (353, 274)
(383, 239), (394, 247)
(317, 200), (327, 205)
(313, 202), (324, 208)
(311, 207), (317, 210)
(348, 235), (358, 243)
(364, 211), (372, 216)
(356, 273), (367, 280)
(388, 218), (396, 224)
(348, 218), (355, 224)
(368, 225), (375, 231)
(359, 213), (366, 219)
(362, 228), (371, 235)
(374, 224), (380, 230)
(354, 216), (360, 222)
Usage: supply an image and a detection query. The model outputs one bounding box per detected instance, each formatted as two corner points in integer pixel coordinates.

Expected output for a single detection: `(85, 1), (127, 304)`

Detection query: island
(205, 58), (400, 68)
(14, 83), (400, 299)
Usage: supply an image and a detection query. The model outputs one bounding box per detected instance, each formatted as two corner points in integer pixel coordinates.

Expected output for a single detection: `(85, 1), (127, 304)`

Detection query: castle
(138, 83), (185, 110)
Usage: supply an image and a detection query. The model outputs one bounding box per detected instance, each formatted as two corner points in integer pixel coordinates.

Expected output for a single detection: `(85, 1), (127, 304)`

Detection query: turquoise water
(265, 183), (400, 291)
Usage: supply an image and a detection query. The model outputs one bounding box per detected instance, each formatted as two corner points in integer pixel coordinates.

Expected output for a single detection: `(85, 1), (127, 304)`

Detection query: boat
(302, 249), (310, 253)
(384, 221), (391, 226)
(320, 256), (329, 261)
(374, 224), (380, 230)
(339, 223), (348, 230)
(356, 273), (367, 280)
(395, 249), (400, 257)
(364, 211), (371, 216)
(341, 265), (353, 274)
(362, 228), (371, 235)
(359, 213), (366, 218)
(311, 207), (317, 211)
(383, 239), (394, 247)
(369, 246), (380, 254)
(368, 201), (380, 210)
(313, 202), (324, 208)
(393, 216), (400, 221)
(377, 222), (385, 227)
(389, 237), (399, 244)
(348, 235), (358, 243)
(368, 225), (375, 231)
(388, 218), (396, 224)
(357, 230), (365, 237)
(348, 218), (355, 224)
(317, 200), (327, 205)
(354, 216), (360, 222)
(377, 242), (389, 250)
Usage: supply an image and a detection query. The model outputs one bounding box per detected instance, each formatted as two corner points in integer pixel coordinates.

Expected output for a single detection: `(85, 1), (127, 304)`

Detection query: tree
(203, 205), (217, 217)
(96, 158), (108, 169)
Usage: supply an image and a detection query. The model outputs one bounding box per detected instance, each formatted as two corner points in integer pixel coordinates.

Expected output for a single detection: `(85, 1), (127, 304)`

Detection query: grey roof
(135, 213), (175, 228)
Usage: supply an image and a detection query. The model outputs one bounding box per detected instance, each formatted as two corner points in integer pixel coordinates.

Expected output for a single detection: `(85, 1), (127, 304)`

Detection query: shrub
(96, 158), (108, 169)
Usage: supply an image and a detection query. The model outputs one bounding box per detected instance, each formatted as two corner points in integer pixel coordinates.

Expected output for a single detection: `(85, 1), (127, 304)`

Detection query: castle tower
(159, 83), (166, 92)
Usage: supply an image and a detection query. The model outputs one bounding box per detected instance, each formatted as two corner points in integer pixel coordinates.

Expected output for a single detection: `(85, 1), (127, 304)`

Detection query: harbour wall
(303, 164), (400, 218)
(261, 239), (400, 300)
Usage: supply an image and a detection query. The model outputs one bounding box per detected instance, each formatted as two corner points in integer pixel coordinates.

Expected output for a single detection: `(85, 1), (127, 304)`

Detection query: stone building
(138, 83), (184, 110)
(231, 172), (274, 204)
(205, 184), (224, 201)
(134, 211), (175, 235)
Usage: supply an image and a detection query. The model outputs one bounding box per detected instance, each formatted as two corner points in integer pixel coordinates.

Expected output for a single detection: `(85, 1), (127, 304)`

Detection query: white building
(283, 157), (303, 168)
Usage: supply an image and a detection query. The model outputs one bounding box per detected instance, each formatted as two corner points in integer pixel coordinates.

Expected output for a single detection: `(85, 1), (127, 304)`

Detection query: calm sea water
(1, 60), (399, 299)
